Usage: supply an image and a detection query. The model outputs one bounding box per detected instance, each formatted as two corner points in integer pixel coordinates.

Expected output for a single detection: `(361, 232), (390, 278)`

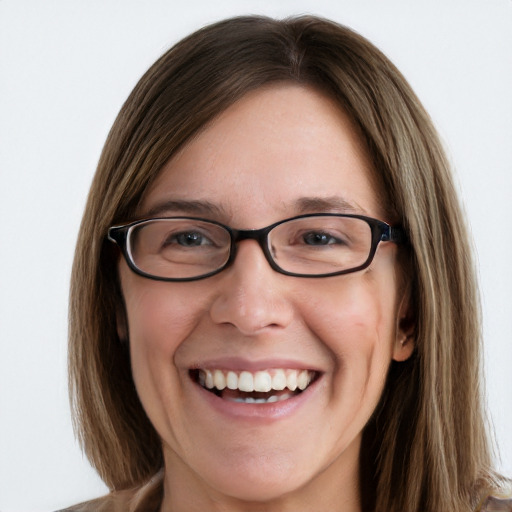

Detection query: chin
(192, 447), (315, 503)
(206, 470), (306, 504)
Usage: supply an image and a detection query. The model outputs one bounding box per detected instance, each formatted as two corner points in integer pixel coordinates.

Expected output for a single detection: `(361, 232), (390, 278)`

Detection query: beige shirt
(478, 495), (512, 511)
(60, 471), (163, 512)
(61, 470), (512, 512)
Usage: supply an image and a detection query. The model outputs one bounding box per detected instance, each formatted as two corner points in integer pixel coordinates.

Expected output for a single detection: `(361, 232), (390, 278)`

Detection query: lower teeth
(228, 393), (294, 404)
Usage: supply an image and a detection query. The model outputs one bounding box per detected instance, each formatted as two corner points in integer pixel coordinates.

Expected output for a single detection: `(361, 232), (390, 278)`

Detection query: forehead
(140, 84), (384, 225)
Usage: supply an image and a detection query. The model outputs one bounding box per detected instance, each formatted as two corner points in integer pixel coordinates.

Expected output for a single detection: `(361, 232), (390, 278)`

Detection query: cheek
(297, 274), (399, 435)
(297, 272), (398, 371)
(125, 284), (207, 352)
(121, 279), (212, 400)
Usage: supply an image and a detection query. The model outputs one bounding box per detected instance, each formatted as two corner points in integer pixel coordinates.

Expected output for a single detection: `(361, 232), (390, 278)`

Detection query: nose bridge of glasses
(228, 226), (275, 267)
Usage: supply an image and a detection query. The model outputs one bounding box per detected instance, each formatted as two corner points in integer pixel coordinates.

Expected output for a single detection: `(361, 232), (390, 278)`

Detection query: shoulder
(478, 495), (512, 511)
(57, 470), (163, 512)
(55, 489), (137, 512)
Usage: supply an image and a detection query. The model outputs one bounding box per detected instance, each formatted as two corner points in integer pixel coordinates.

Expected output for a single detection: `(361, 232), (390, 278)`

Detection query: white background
(0, 1), (511, 511)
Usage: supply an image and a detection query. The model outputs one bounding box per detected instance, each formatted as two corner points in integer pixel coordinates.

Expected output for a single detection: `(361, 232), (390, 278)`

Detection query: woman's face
(118, 84), (413, 508)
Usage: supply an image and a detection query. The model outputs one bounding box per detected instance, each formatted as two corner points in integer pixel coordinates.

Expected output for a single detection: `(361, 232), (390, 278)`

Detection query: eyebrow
(294, 196), (364, 214)
(144, 199), (227, 218)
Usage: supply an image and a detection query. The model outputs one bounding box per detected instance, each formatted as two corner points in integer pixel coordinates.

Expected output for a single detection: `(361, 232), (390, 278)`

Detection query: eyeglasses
(107, 213), (405, 281)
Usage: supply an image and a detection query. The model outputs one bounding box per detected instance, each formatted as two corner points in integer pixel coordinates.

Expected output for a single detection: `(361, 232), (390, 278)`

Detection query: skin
(118, 84), (414, 512)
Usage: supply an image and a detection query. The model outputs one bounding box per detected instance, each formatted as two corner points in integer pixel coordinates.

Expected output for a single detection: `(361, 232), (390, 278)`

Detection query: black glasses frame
(107, 213), (406, 282)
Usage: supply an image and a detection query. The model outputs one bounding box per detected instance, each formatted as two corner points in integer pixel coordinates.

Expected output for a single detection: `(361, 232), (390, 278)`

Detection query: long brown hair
(69, 15), (496, 511)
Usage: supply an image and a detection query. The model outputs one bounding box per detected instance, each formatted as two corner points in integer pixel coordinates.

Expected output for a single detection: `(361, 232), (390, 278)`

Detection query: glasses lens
(269, 216), (372, 275)
(128, 219), (231, 279)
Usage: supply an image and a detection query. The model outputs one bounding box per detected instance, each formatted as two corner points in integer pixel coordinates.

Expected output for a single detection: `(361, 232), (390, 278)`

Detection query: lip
(188, 366), (322, 422)
(188, 356), (321, 373)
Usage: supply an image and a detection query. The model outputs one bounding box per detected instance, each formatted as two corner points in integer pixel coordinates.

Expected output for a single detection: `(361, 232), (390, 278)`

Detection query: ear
(116, 301), (129, 344)
(393, 284), (415, 362)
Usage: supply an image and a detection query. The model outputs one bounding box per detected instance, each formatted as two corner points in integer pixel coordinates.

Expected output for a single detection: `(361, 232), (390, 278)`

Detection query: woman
(66, 15), (510, 512)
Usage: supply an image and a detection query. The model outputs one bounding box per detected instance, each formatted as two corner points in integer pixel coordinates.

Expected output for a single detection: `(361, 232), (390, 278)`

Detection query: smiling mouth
(190, 368), (319, 404)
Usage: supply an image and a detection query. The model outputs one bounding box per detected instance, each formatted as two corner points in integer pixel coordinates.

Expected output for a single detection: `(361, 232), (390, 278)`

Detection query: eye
(166, 231), (213, 247)
(302, 231), (343, 246)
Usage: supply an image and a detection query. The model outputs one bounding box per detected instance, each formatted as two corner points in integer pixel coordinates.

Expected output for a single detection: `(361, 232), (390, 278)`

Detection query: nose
(209, 240), (294, 335)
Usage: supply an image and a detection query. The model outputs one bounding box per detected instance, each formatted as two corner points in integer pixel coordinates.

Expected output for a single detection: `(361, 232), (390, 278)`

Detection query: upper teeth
(198, 369), (314, 392)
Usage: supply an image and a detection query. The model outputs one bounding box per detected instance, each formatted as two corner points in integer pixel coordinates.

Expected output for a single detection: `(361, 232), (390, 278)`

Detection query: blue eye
(302, 232), (340, 246)
(171, 232), (211, 247)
